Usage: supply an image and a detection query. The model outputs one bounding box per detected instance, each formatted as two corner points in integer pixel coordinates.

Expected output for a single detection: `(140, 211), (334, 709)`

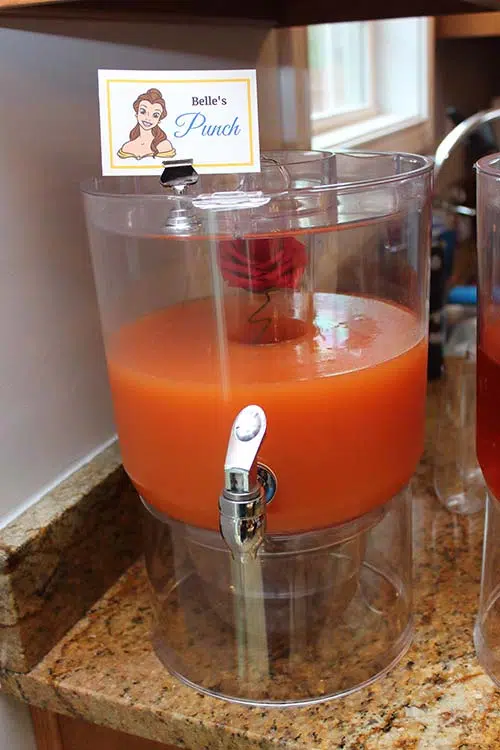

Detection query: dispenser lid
(81, 150), (433, 240)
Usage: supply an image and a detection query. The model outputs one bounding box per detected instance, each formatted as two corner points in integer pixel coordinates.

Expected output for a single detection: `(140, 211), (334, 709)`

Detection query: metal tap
(434, 108), (500, 182)
(219, 405), (267, 559)
(433, 108), (500, 223)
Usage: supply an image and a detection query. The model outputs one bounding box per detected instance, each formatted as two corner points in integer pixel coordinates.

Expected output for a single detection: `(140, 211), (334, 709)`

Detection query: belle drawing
(118, 88), (176, 160)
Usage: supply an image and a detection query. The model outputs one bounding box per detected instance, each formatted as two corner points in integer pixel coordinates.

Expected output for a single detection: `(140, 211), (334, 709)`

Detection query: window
(309, 17), (432, 150)
(308, 22), (375, 134)
(276, 17), (433, 153)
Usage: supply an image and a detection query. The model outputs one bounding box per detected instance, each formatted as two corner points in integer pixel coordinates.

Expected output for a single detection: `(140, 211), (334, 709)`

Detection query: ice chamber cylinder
(82, 150), (432, 706)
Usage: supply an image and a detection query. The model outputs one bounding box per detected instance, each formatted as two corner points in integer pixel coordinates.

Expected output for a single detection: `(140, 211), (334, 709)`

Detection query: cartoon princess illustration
(118, 88), (176, 160)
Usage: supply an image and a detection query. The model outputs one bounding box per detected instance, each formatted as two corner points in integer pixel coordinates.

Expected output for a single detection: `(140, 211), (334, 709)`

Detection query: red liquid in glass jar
(478, 319), (500, 497)
(107, 293), (427, 533)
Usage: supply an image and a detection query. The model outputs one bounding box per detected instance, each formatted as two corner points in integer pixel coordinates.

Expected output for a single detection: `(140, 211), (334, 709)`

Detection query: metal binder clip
(160, 158), (199, 190)
(160, 159), (201, 234)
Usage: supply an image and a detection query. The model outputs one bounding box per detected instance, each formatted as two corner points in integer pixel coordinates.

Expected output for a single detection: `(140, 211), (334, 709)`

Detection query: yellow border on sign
(106, 78), (255, 170)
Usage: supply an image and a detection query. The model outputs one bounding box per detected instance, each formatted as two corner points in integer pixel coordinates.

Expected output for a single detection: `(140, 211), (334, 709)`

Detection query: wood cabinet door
(31, 707), (181, 750)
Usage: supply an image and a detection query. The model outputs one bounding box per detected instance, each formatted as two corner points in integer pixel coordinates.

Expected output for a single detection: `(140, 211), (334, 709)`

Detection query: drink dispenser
(82, 150), (432, 705)
(475, 154), (500, 682)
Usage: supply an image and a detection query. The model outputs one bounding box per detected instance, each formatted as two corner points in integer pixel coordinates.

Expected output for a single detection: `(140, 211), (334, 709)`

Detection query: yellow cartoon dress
(118, 137), (176, 160)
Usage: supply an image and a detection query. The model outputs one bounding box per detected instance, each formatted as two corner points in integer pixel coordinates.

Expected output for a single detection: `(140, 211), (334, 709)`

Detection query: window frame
(309, 22), (377, 136)
(275, 17), (435, 154)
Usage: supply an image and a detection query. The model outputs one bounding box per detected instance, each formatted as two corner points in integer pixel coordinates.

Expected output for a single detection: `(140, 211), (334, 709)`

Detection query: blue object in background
(447, 285), (477, 306)
(447, 286), (478, 306)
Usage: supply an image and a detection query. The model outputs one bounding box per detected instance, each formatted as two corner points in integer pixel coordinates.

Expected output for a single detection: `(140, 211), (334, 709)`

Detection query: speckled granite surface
(2, 387), (500, 749)
(0, 443), (142, 672)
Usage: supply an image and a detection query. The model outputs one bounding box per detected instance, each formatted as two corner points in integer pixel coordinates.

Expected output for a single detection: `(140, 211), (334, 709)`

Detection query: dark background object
(428, 232), (446, 381)
(0, 0), (498, 27)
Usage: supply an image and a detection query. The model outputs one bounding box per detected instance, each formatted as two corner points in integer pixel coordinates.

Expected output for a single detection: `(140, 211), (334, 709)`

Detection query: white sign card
(97, 69), (260, 175)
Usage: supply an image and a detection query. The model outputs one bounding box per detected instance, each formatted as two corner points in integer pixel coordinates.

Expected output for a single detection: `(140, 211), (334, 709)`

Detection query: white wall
(0, 17), (273, 526)
(0, 695), (36, 750)
(0, 16), (274, 745)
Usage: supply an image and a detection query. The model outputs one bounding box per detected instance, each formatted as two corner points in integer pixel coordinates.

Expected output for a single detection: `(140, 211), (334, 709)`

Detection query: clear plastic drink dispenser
(82, 150), (432, 705)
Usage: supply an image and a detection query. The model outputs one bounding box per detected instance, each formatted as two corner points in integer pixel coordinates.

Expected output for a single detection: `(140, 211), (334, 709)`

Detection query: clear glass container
(475, 154), (500, 681)
(82, 150), (432, 705)
(144, 490), (412, 705)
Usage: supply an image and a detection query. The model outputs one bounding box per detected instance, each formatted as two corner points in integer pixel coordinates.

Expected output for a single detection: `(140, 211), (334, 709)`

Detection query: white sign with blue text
(97, 69), (260, 175)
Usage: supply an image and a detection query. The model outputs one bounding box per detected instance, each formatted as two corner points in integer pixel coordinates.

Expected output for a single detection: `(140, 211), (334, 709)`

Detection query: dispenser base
(474, 492), (500, 687)
(145, 490), (413, 706)
(474, 619), (500, 689)
(151, 572), (414, 708)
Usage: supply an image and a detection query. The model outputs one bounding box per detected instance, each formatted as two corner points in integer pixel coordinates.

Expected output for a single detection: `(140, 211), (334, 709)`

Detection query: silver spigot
(434, 108), (500, 182)
(219, 405), (267, 559)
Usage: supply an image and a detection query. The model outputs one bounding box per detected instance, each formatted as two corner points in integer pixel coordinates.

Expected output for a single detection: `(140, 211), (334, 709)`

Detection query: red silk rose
(218, 237), (307, 293)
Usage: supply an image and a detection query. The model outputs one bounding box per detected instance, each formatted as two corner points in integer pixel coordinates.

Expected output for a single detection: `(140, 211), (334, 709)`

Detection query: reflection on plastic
(434, 326), (486, 515)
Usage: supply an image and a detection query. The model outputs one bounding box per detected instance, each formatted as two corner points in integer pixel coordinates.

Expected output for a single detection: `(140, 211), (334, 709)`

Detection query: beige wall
(0, 17), (277, 528)
(434, 36), (500, 144)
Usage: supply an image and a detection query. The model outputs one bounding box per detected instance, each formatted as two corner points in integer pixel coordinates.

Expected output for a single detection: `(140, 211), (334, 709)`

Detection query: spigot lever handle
(224, 405), (267, 496)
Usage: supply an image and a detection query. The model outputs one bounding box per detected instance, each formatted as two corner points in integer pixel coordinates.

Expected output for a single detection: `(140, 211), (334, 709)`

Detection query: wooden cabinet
(1, 0), (500, 26)
(0, 0), (59, 5)
(30, 707), (181, 750)
(437, 10), (500, 35)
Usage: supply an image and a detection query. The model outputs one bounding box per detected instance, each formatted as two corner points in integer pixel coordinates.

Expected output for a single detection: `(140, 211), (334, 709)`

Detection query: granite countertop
(2, 385), (500, 749)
